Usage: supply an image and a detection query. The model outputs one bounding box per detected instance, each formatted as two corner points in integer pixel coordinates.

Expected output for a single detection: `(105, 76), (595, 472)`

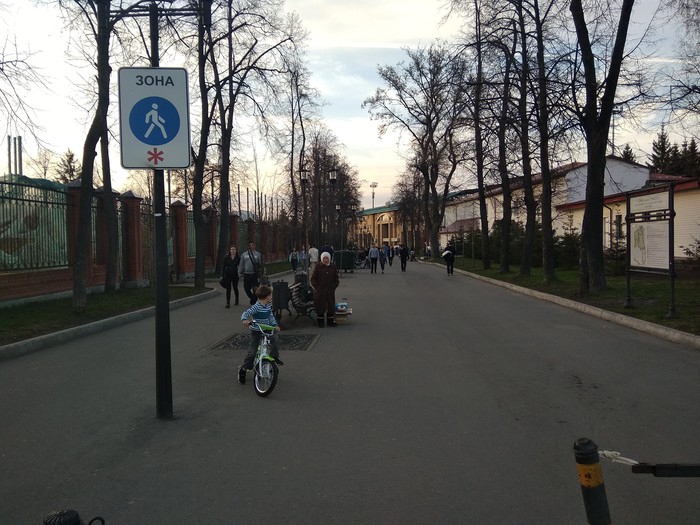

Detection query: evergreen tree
(621, 144), (636, 163)
(668, 143), (682, 175)
(650, 126), (673, 173)
(679, 138), (700, 177)
(54, 149), (82, 183)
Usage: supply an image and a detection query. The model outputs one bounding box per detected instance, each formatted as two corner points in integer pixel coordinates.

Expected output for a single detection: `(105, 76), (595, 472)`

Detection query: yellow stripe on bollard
(577, 463), (605, 488)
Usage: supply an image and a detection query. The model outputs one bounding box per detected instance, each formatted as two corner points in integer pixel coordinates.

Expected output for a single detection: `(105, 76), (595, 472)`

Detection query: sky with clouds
(3, 0), (684, 210)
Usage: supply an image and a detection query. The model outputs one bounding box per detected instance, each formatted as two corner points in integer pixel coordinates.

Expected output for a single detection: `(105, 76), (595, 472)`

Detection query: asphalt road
(2, 261), (699, 524)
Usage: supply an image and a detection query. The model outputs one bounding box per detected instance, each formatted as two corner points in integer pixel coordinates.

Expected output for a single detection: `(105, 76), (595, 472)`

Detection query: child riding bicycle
(239, 285), (283, 385)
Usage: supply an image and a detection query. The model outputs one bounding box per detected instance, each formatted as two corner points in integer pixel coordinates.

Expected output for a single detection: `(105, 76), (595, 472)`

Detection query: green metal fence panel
(0, 180), (69, 270)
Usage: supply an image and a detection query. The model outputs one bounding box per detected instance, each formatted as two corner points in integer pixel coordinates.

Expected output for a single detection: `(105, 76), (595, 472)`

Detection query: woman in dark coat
(310, 251), (340, 327)
(221, 245), (241, 307)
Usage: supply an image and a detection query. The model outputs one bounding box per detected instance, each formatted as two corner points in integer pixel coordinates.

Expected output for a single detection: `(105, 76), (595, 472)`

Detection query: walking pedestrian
(310, 251), (339, 327)
(221, 245), (241, 307)
(384, 243), (393, 267)
(368, 243), (380, 274)
(443, 242), (455, 275)
(289, 248), (299, 273)
(308, 243), (319, 276)
(378, 245), (387, 273)
(239, 241), (263, 305)
(400, 244), (409, 271)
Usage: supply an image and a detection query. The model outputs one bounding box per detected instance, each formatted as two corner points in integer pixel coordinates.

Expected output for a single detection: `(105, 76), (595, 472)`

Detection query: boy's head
(256, 285), (272, 302)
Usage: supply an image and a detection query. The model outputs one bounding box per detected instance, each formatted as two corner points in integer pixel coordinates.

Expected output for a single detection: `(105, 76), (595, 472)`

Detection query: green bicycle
(249, 320), (279, 397)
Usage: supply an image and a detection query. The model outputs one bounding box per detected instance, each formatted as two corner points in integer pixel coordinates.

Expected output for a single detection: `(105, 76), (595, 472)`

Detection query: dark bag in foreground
(219, 278), (226, 288)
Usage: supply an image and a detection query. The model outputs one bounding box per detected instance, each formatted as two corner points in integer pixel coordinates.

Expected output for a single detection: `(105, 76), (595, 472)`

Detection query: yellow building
(353, 205), (406, 249)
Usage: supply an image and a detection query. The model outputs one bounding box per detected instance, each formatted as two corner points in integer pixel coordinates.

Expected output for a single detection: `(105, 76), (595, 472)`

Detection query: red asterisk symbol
(147, 148), (164, 165)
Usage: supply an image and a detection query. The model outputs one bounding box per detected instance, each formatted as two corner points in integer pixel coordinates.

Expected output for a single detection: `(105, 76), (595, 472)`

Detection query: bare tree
(0, 16), (46, 140)
(26, 147), (56, 178)
(364, 43), (472, 258)
(665, 0), (700, 118)
(169, 0), (299, 284)
(569, 0), (636, 293)
(392, 167), (425, 249)
(49, 0), (154, 310)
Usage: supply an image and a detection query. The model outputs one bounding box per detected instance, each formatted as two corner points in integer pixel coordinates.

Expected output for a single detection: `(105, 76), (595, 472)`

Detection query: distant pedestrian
(321, 243), (334, 260)
(442, 243), (455, 275)
(400, 244), (409, 271)
(378, 245), (387, 273)
(384, 243), (393, 267)
(221, 245), (241, 307)
(289, 248), (299, 273)
(368, 243), (380, 274)
(310, 251), (339, 327)
(299, 245), (308, 272)
(308, 244), (319, 275)
(239, 241), (263, 305)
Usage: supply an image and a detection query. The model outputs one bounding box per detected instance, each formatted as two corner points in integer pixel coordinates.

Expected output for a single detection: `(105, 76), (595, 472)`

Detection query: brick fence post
(120, 191), (148, 288)
(170, 200), (187, 282)
(205, 206), (218, 272)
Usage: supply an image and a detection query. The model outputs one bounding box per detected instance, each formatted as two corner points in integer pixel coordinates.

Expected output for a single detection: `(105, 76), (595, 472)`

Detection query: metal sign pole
(150, 2), (173, 420)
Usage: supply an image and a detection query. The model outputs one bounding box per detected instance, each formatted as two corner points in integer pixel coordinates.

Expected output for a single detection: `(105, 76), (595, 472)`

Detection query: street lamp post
(335, 203), (341, 250)
(299, 168), (310, 272)
(325, 169), (337, 248)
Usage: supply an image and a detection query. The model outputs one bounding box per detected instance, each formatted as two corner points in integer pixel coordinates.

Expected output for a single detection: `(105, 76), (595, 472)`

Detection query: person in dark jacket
(443, 243), (455, 275)
(221, 245), (241, 307)
(310, 251), (340, 327)
(399, 243), (410, 271)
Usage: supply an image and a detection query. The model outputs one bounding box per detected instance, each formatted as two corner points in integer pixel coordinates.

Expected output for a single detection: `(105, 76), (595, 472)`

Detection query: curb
(0, 289), (218, 362)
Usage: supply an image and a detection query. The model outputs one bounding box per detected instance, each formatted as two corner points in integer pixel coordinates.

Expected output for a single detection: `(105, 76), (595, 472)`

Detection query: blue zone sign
(118, 67), (191, 169)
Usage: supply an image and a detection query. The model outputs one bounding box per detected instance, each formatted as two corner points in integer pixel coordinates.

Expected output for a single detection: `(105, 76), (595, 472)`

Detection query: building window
(615, 214), (623, 240)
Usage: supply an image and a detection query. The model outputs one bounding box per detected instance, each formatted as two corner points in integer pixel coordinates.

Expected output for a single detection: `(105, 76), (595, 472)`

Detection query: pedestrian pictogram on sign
(118, 67), (191, 169)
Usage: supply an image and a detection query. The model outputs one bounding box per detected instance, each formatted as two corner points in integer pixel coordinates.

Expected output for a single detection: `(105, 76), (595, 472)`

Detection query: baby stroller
(409, 249), (416, 261)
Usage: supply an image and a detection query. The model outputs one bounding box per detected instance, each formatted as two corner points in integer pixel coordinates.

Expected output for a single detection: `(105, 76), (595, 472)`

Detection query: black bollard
(573, 438), (612, 525)
(42, 509), (104, 525)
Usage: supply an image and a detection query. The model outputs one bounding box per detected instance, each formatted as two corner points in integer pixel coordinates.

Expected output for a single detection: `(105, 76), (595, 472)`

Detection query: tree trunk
(534, 0), (556, 283)
(516, 4), (536, 278)
(580, 140), (608, 292)
(101, 126), (119, 292)
(570, 0), (635, 293)
(72, 0), (110, 312)
(473, 1), (490, 269)
(497, 28), (516, 274)
(193, 20), (211, 289)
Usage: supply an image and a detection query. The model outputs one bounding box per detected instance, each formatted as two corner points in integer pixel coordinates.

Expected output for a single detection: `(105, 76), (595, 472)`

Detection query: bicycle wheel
(253, 359), (278, 397)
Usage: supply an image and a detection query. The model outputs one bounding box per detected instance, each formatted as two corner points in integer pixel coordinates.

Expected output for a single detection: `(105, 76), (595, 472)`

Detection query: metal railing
(0, 181), (70, 270)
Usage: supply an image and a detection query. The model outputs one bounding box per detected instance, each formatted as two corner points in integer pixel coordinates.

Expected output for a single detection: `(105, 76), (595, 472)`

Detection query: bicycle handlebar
(248, 320), (276, 333)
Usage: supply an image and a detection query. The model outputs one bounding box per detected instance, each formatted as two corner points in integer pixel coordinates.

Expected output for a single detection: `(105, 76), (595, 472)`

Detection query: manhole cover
(207, 333), (318, 352)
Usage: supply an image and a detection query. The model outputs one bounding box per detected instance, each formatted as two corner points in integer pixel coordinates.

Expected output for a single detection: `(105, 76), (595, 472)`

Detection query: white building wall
(442, 158), (660, 246)
(561, 186), (700, 258)
(674, 188), (700, 257)
(565, 158), (650, 202)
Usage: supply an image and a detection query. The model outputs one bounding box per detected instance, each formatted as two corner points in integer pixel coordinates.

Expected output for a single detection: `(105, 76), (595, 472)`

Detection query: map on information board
(630, 221), (670, 271)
